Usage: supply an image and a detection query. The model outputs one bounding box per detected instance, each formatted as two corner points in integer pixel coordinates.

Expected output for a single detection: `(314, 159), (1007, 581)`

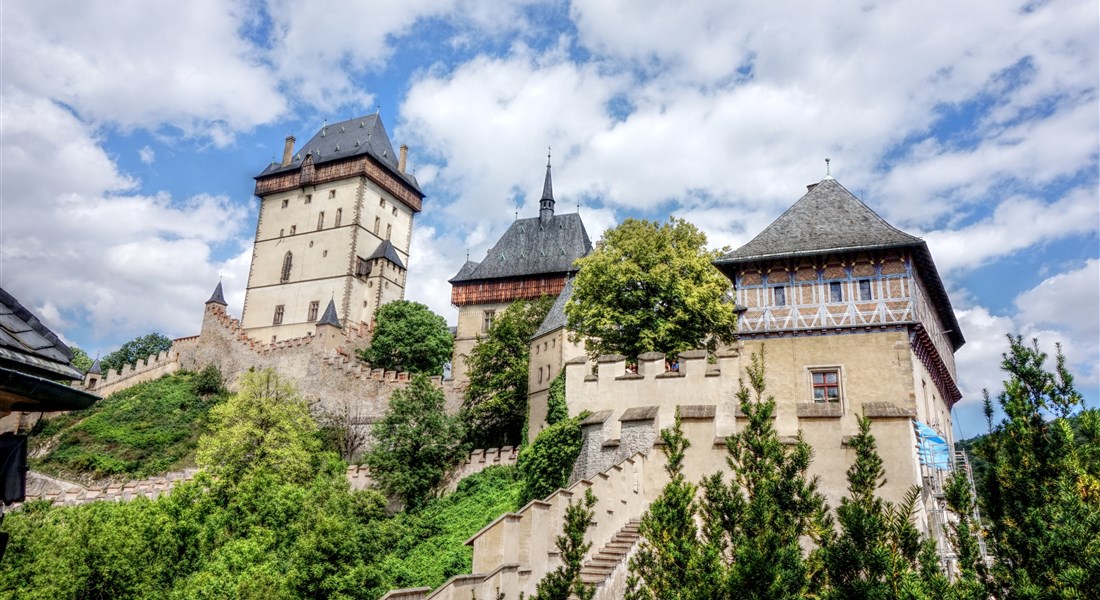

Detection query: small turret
(539, 151), (555, 223)
(83, 358), (102, 391)
(206, 281), (227, 306)
(315, 299), (344, 351)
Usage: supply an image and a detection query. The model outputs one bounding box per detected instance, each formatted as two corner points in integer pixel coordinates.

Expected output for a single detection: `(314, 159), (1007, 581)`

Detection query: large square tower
(243, 116), (423, 341)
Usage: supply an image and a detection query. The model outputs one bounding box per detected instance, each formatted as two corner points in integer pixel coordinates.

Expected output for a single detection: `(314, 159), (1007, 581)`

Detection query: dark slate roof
(0, 287), (82, 381)
(714, 177), (964, 350)
(449, 213), (593, 282)
(87, 358), (102, 375)
(317, 299), (342, 328)
(533, 277), (574, 338)
(367, 240), (406, 269)
(452, 260), (481, 281)
(206, 281), (227, 305)
(541, 161), (554, 201)
(717, 178), (922, 262)
(256, 114), (421, 193)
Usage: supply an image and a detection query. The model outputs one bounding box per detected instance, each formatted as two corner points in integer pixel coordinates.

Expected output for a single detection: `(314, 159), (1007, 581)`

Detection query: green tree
(627, 410), (719, 600)
(360, 300), (453, 376)
(823, 416), (928, 599)
(516, 411), (588, 506)
(365, 374), (465, 508)
(531, 488), (597, 600)
(545, 370), (568, 426)
(699, 348), (831, 599)
(462, 295), (554, 448)
(976, 335), (1100, 599)
(565, 217), (737, 360)
(68, 345), (93, 373)
(197, 368), (321, 488)
(100, 332), (173, 375)
(942, 469), (991, 600)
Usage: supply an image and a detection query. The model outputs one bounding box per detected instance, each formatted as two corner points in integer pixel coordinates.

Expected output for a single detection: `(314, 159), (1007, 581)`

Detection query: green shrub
(516, 411), (589, 506)
(32, 370), (227, 479)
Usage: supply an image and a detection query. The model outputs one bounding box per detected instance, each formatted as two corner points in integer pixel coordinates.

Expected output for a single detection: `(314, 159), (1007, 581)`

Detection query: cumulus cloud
(1, 0), (286, 144)
(0, 91), (251, 343)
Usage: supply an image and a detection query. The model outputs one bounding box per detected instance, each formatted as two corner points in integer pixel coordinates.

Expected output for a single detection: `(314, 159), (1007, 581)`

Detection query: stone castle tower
(448, 157), (592, 383)
(243, 115), (424, 342)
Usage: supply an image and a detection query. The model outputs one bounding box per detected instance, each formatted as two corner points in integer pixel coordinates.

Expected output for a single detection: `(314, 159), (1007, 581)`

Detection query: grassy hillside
(30, 368), (227, 480)
(370, 465), (524, 595)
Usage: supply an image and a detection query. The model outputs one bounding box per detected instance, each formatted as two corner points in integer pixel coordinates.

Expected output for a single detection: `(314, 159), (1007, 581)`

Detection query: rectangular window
(392, 206), (398, 216)
(273, 305), (285, 325)
(385, 224), (392, 240)
(335, 208), (342, 227)
(379, 198), (386, 208)
(859, 279), (872, 301)
(482, 310), (495, 332)
(290, 225), (296, 235)
(281, 198), (289, 208)
(317, 212), (324, 230)
(328, 190), (336, 199)
(773, 286), (786, 306)
(305, 194), (312, 204)
(812, 369), (840, 403)
(308, 301), (319, 321)
(829, 281), (843, 303)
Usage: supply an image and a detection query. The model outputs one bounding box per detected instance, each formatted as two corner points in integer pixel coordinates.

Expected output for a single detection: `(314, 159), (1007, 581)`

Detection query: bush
(516, 411), (589, 506)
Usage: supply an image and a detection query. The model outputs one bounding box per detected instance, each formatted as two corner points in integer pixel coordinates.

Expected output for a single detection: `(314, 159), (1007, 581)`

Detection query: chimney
(398, 144), (408, 174)
(281, 135), (296, 167)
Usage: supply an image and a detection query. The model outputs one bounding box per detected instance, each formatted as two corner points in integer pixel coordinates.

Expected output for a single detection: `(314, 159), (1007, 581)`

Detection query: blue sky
(2, 0), (1097, 439)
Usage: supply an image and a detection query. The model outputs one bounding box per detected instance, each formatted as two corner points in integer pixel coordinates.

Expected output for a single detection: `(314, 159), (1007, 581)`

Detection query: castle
(33, 115), (968, 597)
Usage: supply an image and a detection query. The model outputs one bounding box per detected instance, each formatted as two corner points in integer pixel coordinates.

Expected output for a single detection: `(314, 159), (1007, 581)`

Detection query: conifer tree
(942, 469), (990, 600)
(823, 416), (928, 599)
(701, 348), (832, 599)
(531, 488), (597, 600)
(626, 410), (719, 600)
(976, 336), (1100, 598)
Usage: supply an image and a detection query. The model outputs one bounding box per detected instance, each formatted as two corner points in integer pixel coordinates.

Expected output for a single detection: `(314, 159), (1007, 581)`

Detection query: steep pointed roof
(449, 213), (592, 282)
(206, 281), (227, 305)
(718, 178), (922, 262)
(714, 177), (964, 350)
(541, 158), (554, 202)
(256, 114), (421, 194)
(366, 239), (406, 269)
(87, 358), (102, 376)
(533, 277), (575, 338)
(316, 299), (342, 328)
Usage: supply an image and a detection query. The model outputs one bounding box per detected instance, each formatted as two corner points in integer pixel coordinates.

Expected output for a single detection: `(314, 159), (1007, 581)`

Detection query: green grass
(371, 465), (524, 594)
(30, 370), (227, 480)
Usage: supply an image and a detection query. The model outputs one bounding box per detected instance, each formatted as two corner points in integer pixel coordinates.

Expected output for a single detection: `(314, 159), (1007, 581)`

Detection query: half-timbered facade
(713, 176), (964, 443)
(449, 160), (592, 383)
(242, 115), (423, 342)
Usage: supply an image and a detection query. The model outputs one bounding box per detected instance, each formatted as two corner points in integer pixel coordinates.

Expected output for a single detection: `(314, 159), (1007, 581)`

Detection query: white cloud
(139, 146), (156, 164)
(0, 89), (252, 343)
(922, 187), (1099, 274)
(1, 0), (286, 144)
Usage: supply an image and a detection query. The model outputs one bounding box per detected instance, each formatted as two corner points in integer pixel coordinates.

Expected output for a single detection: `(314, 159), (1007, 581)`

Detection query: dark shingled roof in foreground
(449, 213), (592, 282)
(367, 239), (406, 269)
(256, 114), (421, 194)
(533, 277), (575, 338)
(0, 287), (82, 381)
(714, 177), (964, 350)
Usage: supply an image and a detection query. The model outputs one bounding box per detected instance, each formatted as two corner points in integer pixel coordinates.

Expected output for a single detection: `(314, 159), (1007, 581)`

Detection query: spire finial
(825, 157), (831, 176)
(547, 146), (551, 167)
(466, 248), (470, 261)
(540, 148), (555, 220)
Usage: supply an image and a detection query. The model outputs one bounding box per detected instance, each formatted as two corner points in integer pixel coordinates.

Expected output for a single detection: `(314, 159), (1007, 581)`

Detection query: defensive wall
(74, 301), (463, 462)
(383, 337), (944, 599)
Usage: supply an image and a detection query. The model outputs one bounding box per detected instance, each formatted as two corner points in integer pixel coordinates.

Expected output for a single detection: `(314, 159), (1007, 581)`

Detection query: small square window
(328, 190), (336, 199)
(812, 369), (840, 403)
(859, 279), (873, 301)
(281, 199), (289, 208)
(392, 206), (398, 216)
(305, 194), (312, 204)
(773, 286), (786, 307)
(829, 282), (843, 303)
(290, 225), (296, 235)
(379, 198), (386, 208)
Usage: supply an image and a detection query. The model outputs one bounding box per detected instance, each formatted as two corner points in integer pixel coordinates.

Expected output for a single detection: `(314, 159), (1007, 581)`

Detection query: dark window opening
(773, 286), (786, 307)
(308, 300), (319, 321)
(829, 281), (843, 303)
(273, 305), (285, 325)
(859, 279), (873, 301)
(280, 252), (293, 282)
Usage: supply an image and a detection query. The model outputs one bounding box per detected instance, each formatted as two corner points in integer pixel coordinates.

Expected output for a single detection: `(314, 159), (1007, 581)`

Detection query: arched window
(281, 251), (293, 282)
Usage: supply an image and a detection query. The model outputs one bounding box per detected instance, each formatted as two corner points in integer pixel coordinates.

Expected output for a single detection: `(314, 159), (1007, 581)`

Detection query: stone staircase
(580, 518), (642, 587)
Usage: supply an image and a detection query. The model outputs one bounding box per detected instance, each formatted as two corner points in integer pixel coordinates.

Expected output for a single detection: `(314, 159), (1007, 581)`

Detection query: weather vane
(825, 157), (831, 176)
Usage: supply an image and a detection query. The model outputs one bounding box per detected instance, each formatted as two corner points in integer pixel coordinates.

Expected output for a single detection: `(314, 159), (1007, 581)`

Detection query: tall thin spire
(540, 147), (555, 221)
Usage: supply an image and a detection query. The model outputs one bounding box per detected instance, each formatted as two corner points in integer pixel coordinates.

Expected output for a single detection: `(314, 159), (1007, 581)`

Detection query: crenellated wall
(92, 349), (182, 398)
